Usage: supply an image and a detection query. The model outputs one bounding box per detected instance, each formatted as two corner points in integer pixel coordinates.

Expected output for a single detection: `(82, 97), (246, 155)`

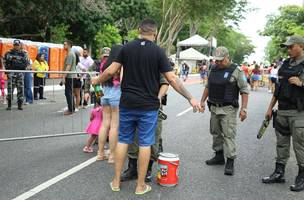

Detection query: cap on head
(280, 35), (304, 48)
(13, 39), (21, 46)
(214, 46), (229, 61)
(101, 47), (111, 56)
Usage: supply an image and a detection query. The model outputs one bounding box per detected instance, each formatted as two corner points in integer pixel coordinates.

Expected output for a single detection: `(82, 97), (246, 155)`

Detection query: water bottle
(94, 85), (102, 100)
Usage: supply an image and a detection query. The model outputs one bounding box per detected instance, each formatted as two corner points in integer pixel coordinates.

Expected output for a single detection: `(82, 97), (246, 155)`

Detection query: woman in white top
(269, 64), (278, 93)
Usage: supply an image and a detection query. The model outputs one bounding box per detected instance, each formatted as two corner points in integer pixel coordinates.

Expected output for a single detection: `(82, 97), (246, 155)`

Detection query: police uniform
(262, 36), (304, 192)
(204, 46), (249, 176)
(4, 40), (29, 110)
(121, 74), (169, 182)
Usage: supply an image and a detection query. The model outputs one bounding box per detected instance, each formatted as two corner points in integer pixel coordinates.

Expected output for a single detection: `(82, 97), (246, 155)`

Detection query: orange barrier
(23, 44), (38, 61)
(0, 42), (14, 57)
(49, 47), (60, 78)
(59, 48), (67, 70)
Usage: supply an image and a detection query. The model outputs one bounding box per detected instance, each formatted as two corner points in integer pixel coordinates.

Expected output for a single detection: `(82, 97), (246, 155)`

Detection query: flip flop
(96, 151), (109, 161)
(110, 182), (120, 192)
(108, 156), (115, 164)
(135, 185), (152, 195)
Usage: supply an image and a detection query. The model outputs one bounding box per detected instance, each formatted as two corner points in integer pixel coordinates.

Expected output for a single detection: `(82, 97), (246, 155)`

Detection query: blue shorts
(119, 107), (158, 147)
(100, 86), (121, 107)
(252, 74), (260, 81)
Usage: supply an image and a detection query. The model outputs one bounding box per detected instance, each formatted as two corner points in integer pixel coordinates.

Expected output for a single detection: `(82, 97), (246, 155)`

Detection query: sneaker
(268, 90), (272, 93)
(75, 108), (79, 112)
(63, 110), (73, 115)
(83, 146), (93, 153)
(62, 107), (68, 112)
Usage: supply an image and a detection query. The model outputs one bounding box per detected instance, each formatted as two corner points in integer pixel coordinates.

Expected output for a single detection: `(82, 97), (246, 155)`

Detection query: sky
(238, 0), (303, 63)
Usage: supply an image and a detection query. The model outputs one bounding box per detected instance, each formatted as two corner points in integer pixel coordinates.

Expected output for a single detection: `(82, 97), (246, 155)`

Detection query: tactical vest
(277, 59), (304, 111)
(208, 64), (239, 104)
(5, 50), (27, 70)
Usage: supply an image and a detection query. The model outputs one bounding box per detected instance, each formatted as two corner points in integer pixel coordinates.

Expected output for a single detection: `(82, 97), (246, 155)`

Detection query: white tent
(171, 48), (209, 61)
(170, 48), (209, 73)
(177, 34), (209, 47)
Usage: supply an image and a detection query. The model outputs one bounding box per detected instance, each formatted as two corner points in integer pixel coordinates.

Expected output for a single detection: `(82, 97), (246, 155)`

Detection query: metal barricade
(0, 70), (99, 142)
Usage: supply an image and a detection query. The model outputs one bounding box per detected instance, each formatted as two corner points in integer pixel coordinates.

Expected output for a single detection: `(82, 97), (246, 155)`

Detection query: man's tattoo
(174, 77), (192, 100)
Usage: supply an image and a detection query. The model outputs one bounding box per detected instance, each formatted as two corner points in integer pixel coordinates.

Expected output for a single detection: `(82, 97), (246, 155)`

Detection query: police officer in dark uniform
(4, 40), (29, 110)
(200, 46), (249, 176)
(262, 35), (304, 192)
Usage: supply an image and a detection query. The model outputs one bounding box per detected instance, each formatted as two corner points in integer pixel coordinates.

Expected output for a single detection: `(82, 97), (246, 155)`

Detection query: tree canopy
(262, 5), (304, 62)
(0, 0), (254, 62)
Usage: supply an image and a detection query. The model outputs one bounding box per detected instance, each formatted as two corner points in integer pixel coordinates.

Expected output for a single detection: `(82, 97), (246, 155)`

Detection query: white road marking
(11, 156), (97, 200)
(176, 107), (193, 117)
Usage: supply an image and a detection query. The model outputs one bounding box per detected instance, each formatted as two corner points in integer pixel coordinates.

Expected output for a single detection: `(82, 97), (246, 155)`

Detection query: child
(83, 98), (103, 153)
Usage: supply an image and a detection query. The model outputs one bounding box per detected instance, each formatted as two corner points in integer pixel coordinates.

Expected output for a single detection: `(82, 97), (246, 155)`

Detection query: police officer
(200, 46), (249, 176)
(120, 75), (169, 182)
(262, 35), (304, 192)
(4, 40), (29, 110)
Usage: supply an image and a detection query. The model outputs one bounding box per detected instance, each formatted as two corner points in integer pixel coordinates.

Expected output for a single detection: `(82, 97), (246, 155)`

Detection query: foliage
(0, 0), (252, 59)
(262, 5), (304, 62)
(94, 24), (122, 54)
(50, 24), (70, 44)
(126, 29), (139, 42)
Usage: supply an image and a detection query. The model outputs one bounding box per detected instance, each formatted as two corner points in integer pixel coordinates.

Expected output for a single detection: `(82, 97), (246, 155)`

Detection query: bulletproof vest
(208, 64), (239, 104)
(5, 49), (27, 70)
(277, 59), (304, 111)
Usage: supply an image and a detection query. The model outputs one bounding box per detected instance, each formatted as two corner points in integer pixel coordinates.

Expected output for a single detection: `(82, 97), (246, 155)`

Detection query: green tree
(262, 5), (304, 62)
(148, 0), (249, 55)
(94, 24), (122, 54)
(126, 29), (139, 42)
(50, 24), (70, 43)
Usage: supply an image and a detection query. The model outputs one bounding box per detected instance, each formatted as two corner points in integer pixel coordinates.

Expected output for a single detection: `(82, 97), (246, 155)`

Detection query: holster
(231, 100), (239, 108)
(207, 100), (211, 111)
(272, 110), (291, 136)
(296, 98), (304, 112)
(161, 94), (167, 106)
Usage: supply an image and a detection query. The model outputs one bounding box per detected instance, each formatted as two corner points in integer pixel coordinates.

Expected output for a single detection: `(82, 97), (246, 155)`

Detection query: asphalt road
(0, 80), (303, 200)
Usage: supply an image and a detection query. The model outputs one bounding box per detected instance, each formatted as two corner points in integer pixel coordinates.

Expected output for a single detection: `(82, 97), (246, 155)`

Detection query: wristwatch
(241, 108), (247, 113)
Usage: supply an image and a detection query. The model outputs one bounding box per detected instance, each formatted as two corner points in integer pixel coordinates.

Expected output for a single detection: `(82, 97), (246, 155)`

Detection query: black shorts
(73, 78), (82, 89)
(270, 77), (277, 84)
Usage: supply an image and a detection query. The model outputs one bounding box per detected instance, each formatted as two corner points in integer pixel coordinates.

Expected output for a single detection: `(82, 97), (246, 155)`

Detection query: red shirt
(241, 65), (249, 77)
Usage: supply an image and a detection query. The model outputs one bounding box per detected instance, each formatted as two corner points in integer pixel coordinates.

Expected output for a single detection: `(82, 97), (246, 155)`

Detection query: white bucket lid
(159, 153), (179, 162)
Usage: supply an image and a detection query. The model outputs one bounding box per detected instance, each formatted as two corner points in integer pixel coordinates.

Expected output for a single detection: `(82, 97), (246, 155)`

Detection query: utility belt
(208, 101), (232, 107)
(278, 104), (297, 111)
(278, 98), (304, 112)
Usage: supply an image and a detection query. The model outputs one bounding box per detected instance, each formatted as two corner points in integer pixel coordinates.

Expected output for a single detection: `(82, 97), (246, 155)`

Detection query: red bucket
(157, 153), (179, 187)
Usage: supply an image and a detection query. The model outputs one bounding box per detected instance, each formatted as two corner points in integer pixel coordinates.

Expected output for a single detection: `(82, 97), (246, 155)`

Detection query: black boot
(18, 102), (23, 110)
(39, 87), (46, 99)
(145, 160), (154, 182)
(34, 88), (39, 100)
(6, 100), (11, 110)
(290, 165), (304, 192)
(205, 150), (225, 165)
(224, 158), (234, 176)
(262, 162), (285, 184)
(121, 158), (138, 182)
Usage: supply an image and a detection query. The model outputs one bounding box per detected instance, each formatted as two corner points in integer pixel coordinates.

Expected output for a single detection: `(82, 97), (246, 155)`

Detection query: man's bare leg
(111, 143), (129, 187)
(135, 146), (151, 193)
